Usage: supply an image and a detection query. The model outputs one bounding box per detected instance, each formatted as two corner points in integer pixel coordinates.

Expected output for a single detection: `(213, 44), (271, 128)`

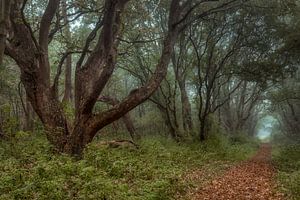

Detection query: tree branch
(86, 0), (184, 138)
(39, 0), (60, 50)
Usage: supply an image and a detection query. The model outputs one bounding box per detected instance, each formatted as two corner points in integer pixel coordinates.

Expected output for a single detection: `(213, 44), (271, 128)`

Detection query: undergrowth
(272, 144), (300, 200)
(0, 132), (258, 200)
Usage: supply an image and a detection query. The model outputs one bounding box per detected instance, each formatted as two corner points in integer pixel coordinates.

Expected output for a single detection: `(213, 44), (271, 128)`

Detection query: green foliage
(273, 145), (300, 199)
(273, 145), (300, 173)
(0, 104), (19, 138)
(239, 61), (294, 85)
(203, 131), (259, 162)
(62, 101), (75, 121)
(229, 132), (259, 145)
(197, 115), (259, 162)
(0, 133), (258, 200)
(272, 132), (300, 147)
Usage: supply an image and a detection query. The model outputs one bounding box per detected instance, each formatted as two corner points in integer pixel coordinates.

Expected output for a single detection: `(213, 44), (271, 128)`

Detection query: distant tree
(61, 0), (72, 103)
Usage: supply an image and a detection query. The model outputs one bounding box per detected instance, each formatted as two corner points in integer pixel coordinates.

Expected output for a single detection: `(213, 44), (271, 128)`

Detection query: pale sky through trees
(257, 115), (276, 140)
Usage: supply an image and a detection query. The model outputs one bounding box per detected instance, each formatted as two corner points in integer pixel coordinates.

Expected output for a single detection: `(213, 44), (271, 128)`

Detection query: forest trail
(190, 144), (285, 200)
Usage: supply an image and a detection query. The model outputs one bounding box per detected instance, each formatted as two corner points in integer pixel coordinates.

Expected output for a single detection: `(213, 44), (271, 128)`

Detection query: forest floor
(187, 144), (286, 200)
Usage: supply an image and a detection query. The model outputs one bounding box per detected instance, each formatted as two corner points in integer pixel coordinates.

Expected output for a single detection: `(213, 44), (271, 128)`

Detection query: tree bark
(5, 0), (185, 155)
(7, 0), (70, 151)
(62, 0), (72, 102)
(0, 0), (11, 65)
(171, 34), (193, 132)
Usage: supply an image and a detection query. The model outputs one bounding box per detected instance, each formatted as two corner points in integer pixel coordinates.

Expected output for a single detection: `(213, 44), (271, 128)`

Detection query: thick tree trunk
(63, 120), (92, 155)
(7, 0), (69, 151)
(0, 0), (10, 65)
(19, 60), (69, 151)
(5, 0), (184, 156)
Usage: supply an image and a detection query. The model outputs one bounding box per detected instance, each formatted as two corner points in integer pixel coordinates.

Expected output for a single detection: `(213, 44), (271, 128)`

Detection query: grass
(0, 132), (258, 200)
(272, 144), (300, 200)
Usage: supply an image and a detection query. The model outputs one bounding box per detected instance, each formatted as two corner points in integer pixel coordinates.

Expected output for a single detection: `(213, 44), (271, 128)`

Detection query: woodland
(0, 0), (299, 199)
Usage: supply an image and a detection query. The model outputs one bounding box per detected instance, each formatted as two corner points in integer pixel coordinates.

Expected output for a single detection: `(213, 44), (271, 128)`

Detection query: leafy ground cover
(272, 144), (300, 200)
(0, 132), (258, 200)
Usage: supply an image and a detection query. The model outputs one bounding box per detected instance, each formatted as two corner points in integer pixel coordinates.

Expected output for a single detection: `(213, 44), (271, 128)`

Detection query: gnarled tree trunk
(5, 0), (236, 155)
(5, 0), (185, 155)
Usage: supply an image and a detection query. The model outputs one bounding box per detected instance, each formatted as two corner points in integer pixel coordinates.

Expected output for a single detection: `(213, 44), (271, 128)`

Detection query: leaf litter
(187, 144), (285, 200)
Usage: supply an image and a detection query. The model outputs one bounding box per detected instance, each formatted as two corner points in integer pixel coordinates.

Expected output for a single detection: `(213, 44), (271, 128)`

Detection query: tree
(61, 0), (73, 103)
(220, 80), (263, 136)
(189, 12), (244, 140)
(6, 0), (235, 155)
(172, 33), (194, 132)
(0, 0), (11, 65)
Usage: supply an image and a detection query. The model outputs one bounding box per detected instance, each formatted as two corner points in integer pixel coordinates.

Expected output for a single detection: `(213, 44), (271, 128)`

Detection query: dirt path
(190, 144), (285, 200)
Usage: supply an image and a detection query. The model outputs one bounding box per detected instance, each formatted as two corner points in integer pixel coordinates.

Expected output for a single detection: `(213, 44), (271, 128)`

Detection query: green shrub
(0, 104), (19, 138)
(273, 144), (300, 199)
(277, 171), (300, 199)
(0, 133), (258, 199)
